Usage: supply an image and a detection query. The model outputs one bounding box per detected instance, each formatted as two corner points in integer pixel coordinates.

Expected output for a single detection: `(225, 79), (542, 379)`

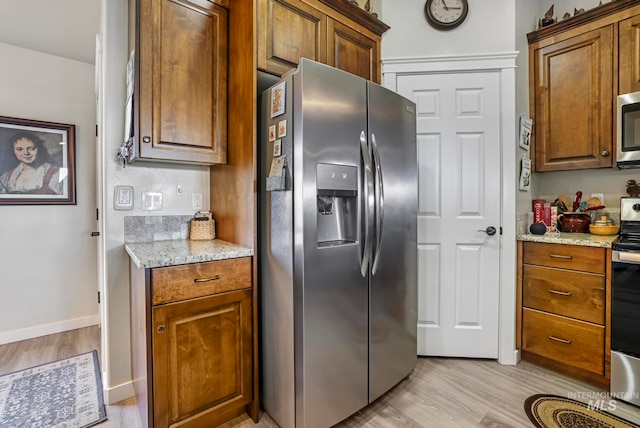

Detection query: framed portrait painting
(0, 116), (76, 205)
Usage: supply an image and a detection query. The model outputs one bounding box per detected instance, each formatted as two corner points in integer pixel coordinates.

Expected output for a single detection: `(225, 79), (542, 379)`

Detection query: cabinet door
(619, 14), (640, 95)
(327, 18), (380, 83)
(257, 0), (327, 76)
(138, 0), (228, 164)
(152, 289), (252, 428)
(532, 26), (613, 171)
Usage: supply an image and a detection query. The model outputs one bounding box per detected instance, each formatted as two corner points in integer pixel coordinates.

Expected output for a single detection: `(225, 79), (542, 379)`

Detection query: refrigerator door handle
(371, 133), (384, 275)
(360, 131), (374, 277)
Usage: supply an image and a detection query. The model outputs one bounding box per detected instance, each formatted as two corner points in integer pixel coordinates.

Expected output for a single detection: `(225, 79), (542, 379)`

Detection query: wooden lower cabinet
(152, 290), (252, 428)
(522, 308), (605, 375)
(517, 241), (611, 388)
(130, 257), (253, 428)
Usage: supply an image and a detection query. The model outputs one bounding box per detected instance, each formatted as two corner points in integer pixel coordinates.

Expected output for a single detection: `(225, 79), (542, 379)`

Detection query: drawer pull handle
(549, 254), (572, 260)
(548, 335), (572, 345)
(548, 289), (572, 297)
(194, 275), (220, 283)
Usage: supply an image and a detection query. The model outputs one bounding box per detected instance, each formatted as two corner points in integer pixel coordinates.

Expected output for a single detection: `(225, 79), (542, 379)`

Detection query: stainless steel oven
(617, 91), (640, 169)
(611, 197), (640, 406)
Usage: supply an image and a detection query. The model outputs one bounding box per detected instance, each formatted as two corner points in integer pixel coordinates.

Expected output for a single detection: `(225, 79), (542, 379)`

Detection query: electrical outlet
(142, 191), (163, 211)
(192, 192), (203, 210)
(176, 184), (183, 196)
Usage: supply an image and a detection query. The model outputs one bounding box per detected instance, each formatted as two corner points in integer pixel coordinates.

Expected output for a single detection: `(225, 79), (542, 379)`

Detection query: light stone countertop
(125, 239), (254, 269)
(517, 232), (619, 248)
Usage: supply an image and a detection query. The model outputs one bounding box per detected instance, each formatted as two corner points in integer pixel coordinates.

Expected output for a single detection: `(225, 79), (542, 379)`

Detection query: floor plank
(1, 327), (639, 427)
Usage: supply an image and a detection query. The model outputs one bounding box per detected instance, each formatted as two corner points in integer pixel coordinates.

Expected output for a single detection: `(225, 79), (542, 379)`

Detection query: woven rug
(525, 394), (640, 428)
(0, 350), (107, 428)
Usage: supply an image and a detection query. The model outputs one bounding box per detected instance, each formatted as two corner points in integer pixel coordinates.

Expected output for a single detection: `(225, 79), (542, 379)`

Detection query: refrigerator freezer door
(367, 82), (418, 402)
(293, 59), (370, 428)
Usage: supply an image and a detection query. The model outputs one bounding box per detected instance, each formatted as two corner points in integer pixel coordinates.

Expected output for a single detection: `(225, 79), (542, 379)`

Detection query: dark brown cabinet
(327, 18), (379, 83)
(527, 0), (640, 172)
(130, 257), (253, 428)
(130, 0), (228, 165)
(517, 241), (611, 388)
(257, 0), (327, 76)
(529, 26), (614, 171)
(619, 14), (640, 95)
(257, 0), (388, 83)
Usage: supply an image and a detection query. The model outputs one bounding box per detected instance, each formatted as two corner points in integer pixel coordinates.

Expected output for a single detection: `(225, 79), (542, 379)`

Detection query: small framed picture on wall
(0, 116), (76, 205)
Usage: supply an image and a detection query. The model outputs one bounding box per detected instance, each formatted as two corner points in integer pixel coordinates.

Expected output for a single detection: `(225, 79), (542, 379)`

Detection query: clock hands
(440, 0), (461, 10)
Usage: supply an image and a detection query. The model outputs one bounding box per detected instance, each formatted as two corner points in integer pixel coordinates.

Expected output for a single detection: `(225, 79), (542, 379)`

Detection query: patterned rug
(0, 350), (107, 428)
(525, 394), (640, 428)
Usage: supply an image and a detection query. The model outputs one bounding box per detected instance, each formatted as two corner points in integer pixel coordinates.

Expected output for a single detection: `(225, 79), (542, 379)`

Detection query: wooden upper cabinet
(327, 18), (379, 83)
(257, 0), (388, 83)
(132, 0), (228, 165)
(619, 14), (640, 95)
(257, 0), (327, 75)
(530, 26), (614, 171)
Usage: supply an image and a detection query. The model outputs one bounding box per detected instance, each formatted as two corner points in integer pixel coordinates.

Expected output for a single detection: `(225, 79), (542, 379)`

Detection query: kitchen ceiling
(0, 0), (100, 64)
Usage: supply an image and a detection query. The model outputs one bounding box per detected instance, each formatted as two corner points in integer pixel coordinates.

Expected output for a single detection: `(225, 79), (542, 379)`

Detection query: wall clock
(424, 0), (469, 30)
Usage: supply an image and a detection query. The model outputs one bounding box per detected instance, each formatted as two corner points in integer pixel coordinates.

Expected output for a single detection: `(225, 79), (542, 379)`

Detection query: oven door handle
(614, 250), (640, 264)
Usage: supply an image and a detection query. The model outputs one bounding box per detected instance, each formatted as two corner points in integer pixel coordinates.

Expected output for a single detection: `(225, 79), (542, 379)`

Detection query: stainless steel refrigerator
(259, 59), (417, 428)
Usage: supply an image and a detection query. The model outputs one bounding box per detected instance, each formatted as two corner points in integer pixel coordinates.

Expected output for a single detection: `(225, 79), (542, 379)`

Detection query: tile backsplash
(124, 215), (192, 243)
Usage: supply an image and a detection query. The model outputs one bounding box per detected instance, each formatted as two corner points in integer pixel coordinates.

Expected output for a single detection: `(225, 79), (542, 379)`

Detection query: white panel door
(397, 71), (501, 358)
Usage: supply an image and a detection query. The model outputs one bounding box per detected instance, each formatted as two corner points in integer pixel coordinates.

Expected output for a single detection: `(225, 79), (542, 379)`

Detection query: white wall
(379, 0), (515, 59)
(0, 43), (99, 343)
(525, 0), (637, 215)
(515, 1), (540, 217)
(99, 0), (211, 403)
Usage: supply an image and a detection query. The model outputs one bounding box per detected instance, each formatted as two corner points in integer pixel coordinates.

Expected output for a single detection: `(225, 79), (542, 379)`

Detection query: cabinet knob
(143, 136), (151, 144)
(601, 150), (610, 157)
(157, 325), (166, 333)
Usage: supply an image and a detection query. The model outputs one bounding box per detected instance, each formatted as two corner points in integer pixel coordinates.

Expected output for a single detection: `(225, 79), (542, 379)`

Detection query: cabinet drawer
(151, 257), (251, 305)
(523, 242), (605, 274)
(522, 308), (604, 375)
(523, 265), (605, 324)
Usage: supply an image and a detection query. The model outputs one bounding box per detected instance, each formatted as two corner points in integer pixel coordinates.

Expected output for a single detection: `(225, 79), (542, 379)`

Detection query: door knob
(478, 226), (497, 236)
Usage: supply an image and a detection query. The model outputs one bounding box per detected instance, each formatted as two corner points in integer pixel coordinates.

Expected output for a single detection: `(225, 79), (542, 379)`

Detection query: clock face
(425, 0), (468, 30)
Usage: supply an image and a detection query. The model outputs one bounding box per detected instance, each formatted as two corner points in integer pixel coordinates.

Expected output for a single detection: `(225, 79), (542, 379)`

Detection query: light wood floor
(1, 326), (639, 427)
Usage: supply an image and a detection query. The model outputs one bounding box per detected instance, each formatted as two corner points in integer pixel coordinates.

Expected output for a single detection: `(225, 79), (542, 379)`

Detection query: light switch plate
(142, 191), (163, 211)
(114, 185), (134, 211)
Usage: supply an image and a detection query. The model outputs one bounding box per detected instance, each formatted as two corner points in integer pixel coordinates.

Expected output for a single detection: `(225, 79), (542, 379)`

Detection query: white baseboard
(103, 378), (135, 405)
(499, 349), (520, 366)
(0, 314), (100, 345)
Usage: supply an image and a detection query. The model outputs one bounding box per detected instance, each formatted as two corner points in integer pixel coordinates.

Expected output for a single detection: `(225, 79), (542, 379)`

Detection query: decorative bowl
(558, 212), (591, 233)
(589, 224), (619, 235)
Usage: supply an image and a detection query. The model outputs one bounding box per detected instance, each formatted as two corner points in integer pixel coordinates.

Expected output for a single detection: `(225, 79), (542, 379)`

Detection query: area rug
(0, 350), (107, 428)
(525, 394), (640, 428)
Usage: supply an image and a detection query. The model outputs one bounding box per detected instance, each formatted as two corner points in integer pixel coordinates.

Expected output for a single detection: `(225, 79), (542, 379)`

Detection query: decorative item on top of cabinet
(128, 0), (228, 165)
(257, 0), (389, 83)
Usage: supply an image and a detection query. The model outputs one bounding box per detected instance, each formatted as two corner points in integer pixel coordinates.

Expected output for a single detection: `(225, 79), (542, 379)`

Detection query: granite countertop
(517, 232), (619, 248)
(125, 239), (254, 269)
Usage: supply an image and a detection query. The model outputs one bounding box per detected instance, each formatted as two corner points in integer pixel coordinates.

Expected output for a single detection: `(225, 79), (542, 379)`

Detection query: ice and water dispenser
(316, 163), (358, 247)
